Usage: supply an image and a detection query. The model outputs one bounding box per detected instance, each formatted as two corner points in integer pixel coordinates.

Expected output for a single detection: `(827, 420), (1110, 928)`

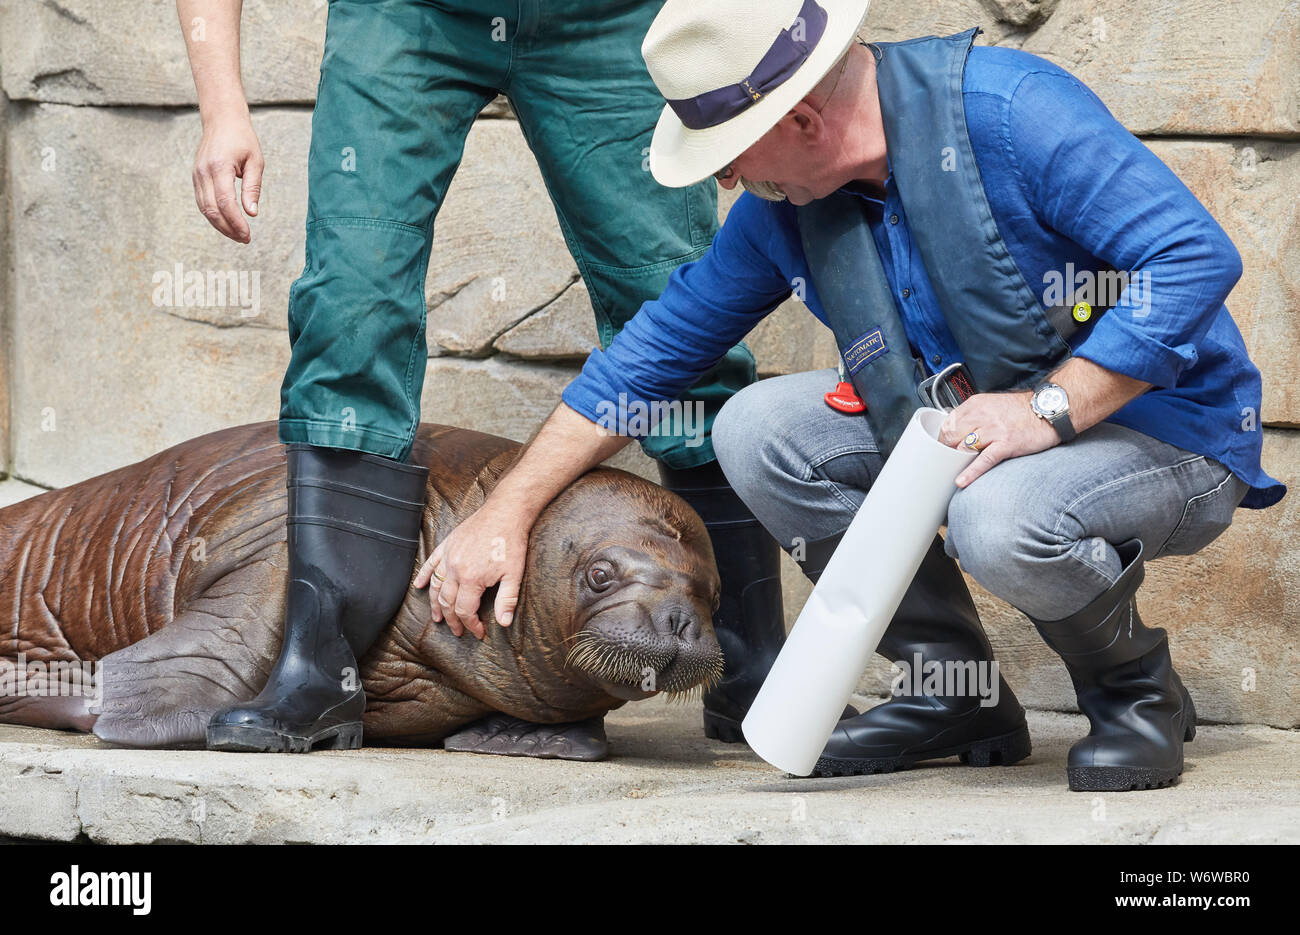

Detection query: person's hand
(413, 502), (530, 639)
(938, 390), (1060, 488)
(192, 112), (264, 243)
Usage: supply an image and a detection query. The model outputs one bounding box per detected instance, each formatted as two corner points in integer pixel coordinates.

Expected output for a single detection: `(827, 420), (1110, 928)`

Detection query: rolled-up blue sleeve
(1005, 70), (1243, 389)
(561, 193), (795, 433)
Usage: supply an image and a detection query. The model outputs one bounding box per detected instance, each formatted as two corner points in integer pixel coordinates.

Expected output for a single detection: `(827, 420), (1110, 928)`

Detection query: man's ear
(787, 100), (825, 140)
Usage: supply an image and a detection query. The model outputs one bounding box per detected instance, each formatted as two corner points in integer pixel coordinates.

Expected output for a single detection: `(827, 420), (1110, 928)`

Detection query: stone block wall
(0, 0), (1295, 724)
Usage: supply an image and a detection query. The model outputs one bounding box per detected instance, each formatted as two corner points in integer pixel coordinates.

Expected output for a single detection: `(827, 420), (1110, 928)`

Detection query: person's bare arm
(413, 403), (631, 638)
(177, 0), (264, 242)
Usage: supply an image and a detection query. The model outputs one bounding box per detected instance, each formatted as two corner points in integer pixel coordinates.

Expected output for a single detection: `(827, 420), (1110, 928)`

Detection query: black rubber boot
(657, 461), (855, 742)
(206, 443), (429, 753)
(1027, 538), (1195, 792)
(803, 531), (1032, 777)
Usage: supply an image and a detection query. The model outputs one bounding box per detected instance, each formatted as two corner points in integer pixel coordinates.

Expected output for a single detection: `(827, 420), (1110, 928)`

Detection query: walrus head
(527, 467), (724, 701)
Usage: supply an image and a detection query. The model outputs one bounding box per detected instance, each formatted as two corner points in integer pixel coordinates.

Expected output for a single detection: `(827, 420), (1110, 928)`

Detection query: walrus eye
(586, 560), (616, 591)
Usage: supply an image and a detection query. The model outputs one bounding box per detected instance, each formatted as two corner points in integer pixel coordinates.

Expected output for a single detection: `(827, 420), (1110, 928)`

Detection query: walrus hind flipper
(91, 604), (277, 749)
(442, 714), (608, 762)
(92, 563), (285, 749)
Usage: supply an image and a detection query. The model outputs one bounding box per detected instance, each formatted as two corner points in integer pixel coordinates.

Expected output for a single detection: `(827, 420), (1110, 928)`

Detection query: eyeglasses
(710, 49), (851, 185)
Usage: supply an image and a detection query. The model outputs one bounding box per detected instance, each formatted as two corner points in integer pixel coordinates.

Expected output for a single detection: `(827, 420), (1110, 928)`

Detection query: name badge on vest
(842, 328), (889, 374)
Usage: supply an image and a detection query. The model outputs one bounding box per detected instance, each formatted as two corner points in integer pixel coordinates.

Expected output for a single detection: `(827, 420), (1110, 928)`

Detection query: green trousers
(279, 0), (756, 468)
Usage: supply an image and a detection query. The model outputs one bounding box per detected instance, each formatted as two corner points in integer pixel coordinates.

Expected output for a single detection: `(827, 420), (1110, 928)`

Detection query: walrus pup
(0, 422), (723, 760)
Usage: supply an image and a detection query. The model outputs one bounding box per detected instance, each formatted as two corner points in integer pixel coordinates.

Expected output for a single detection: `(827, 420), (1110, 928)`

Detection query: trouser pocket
(1154, 466), (1249, 557)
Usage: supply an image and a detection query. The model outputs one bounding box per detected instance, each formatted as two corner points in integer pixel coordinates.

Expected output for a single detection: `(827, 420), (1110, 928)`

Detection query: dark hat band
(665, 0), (830, 131)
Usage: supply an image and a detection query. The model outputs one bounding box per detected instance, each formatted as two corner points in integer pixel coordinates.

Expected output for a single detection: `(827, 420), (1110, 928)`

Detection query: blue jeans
(712, 369), (1250, 621)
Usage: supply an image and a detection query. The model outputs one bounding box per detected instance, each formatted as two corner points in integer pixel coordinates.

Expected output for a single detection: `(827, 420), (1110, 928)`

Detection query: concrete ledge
(0, 478), (45, 508)
(1, 703), (1295, 844)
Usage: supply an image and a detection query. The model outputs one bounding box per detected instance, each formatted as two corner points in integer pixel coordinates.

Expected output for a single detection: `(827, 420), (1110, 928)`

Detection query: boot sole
(1066, 712), (1194, 792)
(1067, 764), (1182, 792)
(808, 722), (1032, 778)
(206, 721), (363, 754)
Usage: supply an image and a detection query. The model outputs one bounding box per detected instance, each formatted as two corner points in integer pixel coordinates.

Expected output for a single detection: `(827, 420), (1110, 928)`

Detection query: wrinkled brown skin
(0, 421), (721, 750)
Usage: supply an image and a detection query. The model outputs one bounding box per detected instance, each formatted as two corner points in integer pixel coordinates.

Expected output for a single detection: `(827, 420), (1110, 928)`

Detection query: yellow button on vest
(1072, 301), (1092, 323)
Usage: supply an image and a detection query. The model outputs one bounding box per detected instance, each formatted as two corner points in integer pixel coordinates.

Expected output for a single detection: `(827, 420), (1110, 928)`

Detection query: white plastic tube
(741, 407), (978, 776)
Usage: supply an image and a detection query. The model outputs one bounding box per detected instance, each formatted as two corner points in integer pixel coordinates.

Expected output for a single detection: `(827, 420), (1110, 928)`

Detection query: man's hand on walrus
(415, 503), (529, 639)
(938, 390), (1060, 488)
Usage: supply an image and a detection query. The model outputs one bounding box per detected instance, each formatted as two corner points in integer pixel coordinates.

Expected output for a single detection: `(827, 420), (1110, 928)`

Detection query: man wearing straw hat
(422, 0), (1284, 792)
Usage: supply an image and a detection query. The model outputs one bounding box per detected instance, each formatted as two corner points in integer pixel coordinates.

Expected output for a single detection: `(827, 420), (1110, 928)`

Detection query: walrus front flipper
(443, 714), (608, 762)
(92, 563), (284, 748)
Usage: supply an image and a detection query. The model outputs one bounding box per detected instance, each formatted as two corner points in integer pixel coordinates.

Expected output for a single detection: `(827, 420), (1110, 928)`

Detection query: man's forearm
(176, 0), (247, 124)
(1047, 356), (1151, 434)
(488, 402), (632, 520)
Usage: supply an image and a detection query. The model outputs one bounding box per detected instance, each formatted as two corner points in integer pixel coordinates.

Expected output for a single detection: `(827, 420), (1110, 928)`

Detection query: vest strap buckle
(916, 361), (978, 411)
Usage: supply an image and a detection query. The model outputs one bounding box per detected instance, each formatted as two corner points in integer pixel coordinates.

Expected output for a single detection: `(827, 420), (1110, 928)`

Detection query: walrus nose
(655, 605), (701, 640)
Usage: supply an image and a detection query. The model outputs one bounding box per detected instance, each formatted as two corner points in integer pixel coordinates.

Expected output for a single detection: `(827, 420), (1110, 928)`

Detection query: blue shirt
(563, 45), (1285, 509)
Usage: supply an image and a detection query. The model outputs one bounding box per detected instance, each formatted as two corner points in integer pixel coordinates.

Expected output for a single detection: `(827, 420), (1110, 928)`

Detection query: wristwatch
(1031, 381), (1076, 442)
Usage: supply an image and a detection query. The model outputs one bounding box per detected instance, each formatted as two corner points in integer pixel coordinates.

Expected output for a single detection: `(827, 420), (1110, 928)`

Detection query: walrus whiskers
(661, 685), (705, 704)
(565, 631), (664, 686)
(663, 655), (725, 695)
(566, 629), (723, 694)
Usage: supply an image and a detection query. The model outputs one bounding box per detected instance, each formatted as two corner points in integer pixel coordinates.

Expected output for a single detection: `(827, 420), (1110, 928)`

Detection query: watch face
(1036, 385), (1068, 415)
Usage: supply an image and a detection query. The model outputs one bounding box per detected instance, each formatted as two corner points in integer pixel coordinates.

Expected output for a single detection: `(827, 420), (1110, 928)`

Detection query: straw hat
(642, 0), (872, 188)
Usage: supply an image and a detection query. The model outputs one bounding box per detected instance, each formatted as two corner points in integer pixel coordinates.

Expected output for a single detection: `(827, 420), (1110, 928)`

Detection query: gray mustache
(741, 176), (788, 202)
